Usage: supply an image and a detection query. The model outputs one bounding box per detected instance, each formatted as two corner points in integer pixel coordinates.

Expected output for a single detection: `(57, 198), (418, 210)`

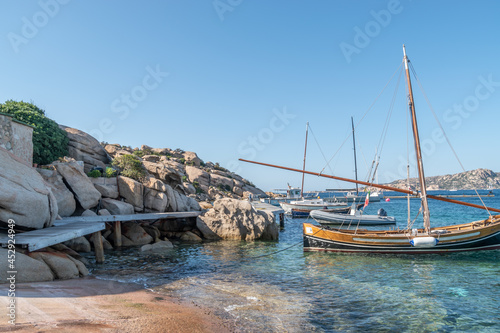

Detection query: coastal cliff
(386, 168), (499, 190)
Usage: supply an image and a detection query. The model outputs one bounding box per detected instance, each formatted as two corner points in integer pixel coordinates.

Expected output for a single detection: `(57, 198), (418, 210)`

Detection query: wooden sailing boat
(241, 45), (500, 254)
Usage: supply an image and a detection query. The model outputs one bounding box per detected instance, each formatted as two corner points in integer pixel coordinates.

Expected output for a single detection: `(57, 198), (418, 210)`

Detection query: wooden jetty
(0, 211), (202, 264)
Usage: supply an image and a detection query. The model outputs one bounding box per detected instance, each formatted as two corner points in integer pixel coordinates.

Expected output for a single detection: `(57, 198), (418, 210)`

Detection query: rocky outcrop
(53, 160), (101, 210)
(196, 198), (278, 241)
(60, 126), (111, 173)
(37, 169), (76, 217)
(0, 148), (57, 229)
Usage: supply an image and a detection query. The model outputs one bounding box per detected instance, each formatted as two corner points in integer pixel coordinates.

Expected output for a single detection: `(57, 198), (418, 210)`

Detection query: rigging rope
(320, 61), (404, 175)
(408, 62), (492, 217)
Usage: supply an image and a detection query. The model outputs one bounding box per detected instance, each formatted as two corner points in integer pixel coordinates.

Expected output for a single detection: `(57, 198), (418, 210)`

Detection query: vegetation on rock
(0, 100), (69, 165)
(112, 154), (147, 181)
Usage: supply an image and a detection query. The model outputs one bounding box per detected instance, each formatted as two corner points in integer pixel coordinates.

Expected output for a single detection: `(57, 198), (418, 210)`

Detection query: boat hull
(280, 201), (345, 214)
(303, 217), (500, 254)
(310, 209), (396, 226)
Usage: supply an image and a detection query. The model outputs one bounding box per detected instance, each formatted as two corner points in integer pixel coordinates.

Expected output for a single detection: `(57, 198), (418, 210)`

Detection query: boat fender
(410, 237), (438, 247)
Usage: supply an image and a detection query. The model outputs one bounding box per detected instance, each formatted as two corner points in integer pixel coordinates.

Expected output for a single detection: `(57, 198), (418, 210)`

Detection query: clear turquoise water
(87, 190), (500, 332)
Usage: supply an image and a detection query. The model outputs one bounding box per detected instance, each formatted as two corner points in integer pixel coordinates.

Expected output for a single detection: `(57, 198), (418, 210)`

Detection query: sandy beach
(0, 277), (235, 333)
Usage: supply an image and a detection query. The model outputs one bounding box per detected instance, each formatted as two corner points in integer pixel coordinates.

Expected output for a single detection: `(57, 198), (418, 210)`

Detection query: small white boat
(280, 198), (346, 214)
(310, 204), (396, 226)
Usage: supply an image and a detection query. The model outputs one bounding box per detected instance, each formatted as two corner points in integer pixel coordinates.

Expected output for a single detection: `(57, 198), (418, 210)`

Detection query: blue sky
(1, 1), (499, 191)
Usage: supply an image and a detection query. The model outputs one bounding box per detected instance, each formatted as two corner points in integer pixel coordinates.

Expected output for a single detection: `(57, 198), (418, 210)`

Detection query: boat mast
(351, 117), (359, 195)
(403, 45), (431, 233)
(300, 122), (309, 198)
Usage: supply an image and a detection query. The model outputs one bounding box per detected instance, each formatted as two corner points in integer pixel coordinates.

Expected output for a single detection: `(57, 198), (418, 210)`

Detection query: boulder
(81, 209), (97, 217)
(53, 160), (101, 210)
(196, 198), (279, 241)
(186, 197), (201, 211)
(29, 252), (81, 280)
(174, 191), (188, 212)
(164, 185), (177, 212)
(117, 176), (144, 209)
(91, 177), (119, 199)
(142, 161), (183, 186)
(143, 188), (168, 212)
(142, 224), (161, 242)
(121, 222), (153, 245)
(0, 149), (57, 229)
(233, 186), (244, 197)
(141, 240), (174, 252)
(210, 173), (234, 190)
(185, 166), (210, 188)
(142, 176), (167, 192)
(183, 151), (202, 167)
(63, 236), (91, 253)
(98, 209), (111, 216)
(180, 231), (203, 242)
(60, 126), (111, 173)
(101, 198), (134, 215)
(242, 184), (267, 198)
(182, 182), (196, 195)
(142, 154), (161, 163)
(37, 169), (76, 217)
(0, 249), (54, 283)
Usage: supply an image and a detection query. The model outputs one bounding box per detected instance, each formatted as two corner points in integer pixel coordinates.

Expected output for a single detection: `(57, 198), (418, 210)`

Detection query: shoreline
(0, 276), (236, 332)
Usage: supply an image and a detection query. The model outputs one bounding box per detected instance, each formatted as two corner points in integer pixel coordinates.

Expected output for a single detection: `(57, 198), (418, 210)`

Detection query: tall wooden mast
(300, 122), (309, 198)
(351, 117), (359, 195)
(403, 45), (431, 233)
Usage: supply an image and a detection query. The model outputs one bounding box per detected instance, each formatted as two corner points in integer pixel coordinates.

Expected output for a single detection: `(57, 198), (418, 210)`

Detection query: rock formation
(60, 125), (111, 173)
(196, 198), (279, 241)
(0, 148), (57, 229)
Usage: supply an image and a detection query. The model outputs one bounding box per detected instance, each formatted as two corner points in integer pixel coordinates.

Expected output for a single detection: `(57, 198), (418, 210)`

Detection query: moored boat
(310, 206), (396, 226)
(240, 45), (500, 254)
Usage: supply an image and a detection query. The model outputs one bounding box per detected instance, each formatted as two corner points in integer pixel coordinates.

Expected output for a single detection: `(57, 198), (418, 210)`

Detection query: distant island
(386, 168), (499, 191)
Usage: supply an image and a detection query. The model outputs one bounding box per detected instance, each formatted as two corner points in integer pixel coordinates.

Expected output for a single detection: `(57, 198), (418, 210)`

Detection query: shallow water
(87, 190), (500, 332)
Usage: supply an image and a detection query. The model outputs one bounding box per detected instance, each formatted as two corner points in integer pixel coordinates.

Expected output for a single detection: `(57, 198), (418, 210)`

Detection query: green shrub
(0, 100), (68, 165)
(88, 170), (102, 178)
(182, 175), (187, 182)
(105, 167), (117, 178)
(112, 154), (147, 181)
(179, 158), (186, 164)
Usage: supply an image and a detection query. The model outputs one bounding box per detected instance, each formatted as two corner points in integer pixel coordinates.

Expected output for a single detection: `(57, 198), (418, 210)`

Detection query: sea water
(87, 190), (500, 332)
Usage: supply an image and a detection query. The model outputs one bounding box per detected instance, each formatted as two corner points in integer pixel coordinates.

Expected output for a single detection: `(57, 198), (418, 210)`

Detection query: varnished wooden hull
(303, 216), (500, 254)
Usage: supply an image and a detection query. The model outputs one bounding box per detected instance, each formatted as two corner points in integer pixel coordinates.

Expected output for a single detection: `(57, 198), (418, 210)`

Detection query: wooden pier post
(113, 221), (122, 247)
(279, 213), (285, 230)
(92, 230), (105, 264)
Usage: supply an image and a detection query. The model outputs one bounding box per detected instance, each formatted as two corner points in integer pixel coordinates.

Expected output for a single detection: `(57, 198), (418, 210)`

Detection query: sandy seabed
(0, 277), (236, 333)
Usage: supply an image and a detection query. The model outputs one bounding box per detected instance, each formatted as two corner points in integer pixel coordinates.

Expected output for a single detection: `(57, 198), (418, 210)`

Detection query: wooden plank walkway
(0, 211), (203, 263)
(0, 221), (105, 252)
